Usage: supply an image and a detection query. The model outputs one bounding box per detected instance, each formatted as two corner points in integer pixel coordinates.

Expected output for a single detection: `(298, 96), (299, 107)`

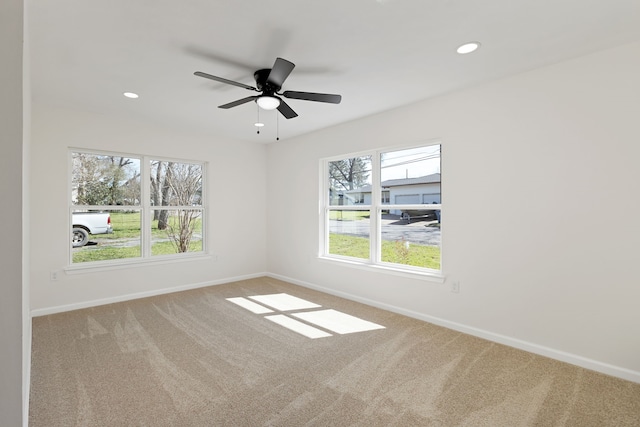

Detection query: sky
(380, 144), (440, 181)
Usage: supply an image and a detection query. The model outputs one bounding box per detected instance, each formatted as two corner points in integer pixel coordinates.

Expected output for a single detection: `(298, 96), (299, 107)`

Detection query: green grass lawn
(329, 210), (370, 220)
(72, 246), (141, 263)
(72, 240), (203, 263)
(97, 211), (202, 239)
(329, 233), (440, 270)
(151, 240), (202, 256)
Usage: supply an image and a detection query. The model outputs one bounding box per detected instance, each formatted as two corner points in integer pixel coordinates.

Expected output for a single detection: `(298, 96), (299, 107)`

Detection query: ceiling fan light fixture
(256, 95), (280, 110)
(456, 42), (481, 54)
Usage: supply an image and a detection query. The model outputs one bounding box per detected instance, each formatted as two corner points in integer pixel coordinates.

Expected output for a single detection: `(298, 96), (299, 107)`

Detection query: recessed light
(123, 92), (139, 99)
(456, 42), (481, 54)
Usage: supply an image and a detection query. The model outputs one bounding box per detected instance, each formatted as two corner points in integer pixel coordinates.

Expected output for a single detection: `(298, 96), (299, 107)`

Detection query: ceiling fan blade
(218, 96), (258, 109)
(277, 99), (298, 119)
(282, 91), (342, 104)
(194, 71), (257, 91)
(267, 58), (295, 88)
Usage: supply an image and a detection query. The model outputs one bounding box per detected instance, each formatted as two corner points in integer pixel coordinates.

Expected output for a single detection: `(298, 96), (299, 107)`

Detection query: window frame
(320, 143), (443, 281)
(68, 148), (207, 268)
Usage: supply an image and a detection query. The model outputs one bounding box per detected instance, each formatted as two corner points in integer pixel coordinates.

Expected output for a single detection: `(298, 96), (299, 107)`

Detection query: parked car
(400, 209), (439, 223)
(72, 212), (113, 247)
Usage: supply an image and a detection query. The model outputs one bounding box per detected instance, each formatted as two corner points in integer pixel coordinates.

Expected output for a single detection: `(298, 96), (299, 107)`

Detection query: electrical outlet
(50, 271), (58, 281)
(451, 281), (460, 293)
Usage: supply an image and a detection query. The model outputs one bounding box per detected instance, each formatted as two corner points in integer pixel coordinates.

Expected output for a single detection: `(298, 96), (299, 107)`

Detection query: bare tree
(157, 162), (174, 230)
(72, 153), (140, 206)
(150, 160), (164, 220)
(167, 209), (201, 253)
(150, 161), (203, 252)
(329, 157), (370, 192)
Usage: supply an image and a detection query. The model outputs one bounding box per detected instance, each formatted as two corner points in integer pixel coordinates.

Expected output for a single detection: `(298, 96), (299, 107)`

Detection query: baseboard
(267, 272), (640, 384)
(30, 271), (268, 317)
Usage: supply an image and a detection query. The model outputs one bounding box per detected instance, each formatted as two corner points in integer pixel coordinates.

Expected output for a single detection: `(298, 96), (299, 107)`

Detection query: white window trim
(64, 253), (213, 274)
(319, 143), (443, 281)
(68, 148), (207, 268)
(318, 256), (445, 283)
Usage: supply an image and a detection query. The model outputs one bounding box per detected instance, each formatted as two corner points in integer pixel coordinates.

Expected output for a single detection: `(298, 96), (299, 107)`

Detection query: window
(70, 150), (205, 265)
(322, 144), (441, 274)
(381, 191), (390, 204)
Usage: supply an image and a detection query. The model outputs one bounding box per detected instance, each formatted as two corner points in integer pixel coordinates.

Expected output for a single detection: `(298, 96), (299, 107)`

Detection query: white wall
(267, 41), (640, 381)
(0, 0), (25, 424)
(30, 106), (268, 312)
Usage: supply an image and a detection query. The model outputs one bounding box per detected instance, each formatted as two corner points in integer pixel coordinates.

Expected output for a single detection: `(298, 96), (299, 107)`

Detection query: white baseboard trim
(267, 272), (640, 384)
(30, 272), (268, 317)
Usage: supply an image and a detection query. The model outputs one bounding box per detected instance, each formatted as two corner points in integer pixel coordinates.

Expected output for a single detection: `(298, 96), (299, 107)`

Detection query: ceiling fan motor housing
(254, 69), (279, 94)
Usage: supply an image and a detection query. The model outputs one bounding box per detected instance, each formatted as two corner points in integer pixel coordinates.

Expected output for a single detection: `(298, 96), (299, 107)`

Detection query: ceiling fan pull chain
(276, 112), (280, 141)
(256, 105), (260, 134)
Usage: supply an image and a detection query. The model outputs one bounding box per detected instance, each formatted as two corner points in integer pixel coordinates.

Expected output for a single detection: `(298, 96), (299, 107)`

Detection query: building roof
(381, 173), (441, 188)
(345, 173), (441, 193)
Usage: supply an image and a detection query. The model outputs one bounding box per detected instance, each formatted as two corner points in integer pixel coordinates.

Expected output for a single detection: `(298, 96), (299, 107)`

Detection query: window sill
(318, 256), (445, 284)
(65, 253), (213, 275)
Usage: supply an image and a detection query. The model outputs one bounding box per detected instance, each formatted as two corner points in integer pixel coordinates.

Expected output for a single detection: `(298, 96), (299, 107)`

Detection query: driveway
(329, 217), (440, 246)
(75, 233), (203, 250)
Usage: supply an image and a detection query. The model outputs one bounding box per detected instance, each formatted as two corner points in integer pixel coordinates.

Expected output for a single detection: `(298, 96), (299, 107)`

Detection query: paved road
(330, 218), (440, 246)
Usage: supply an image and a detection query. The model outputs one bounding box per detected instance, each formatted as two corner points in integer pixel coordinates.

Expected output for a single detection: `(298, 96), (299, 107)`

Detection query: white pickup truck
(72, 212), (113, 247)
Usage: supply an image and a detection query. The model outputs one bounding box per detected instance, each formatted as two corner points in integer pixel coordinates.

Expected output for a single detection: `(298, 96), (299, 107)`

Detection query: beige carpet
(30, 277), (640, 426)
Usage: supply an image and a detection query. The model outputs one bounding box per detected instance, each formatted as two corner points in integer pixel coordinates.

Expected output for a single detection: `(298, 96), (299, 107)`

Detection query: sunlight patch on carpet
(292, 309), (386, 334)
(226, 297), (274, 314)
(248, 293), (321, 311)
(227, 293), (385, 339)
(265, 315), (333, 339)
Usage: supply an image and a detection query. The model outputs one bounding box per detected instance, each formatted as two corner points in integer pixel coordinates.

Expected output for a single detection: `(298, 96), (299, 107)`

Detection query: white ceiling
(28, 0), (640, 143)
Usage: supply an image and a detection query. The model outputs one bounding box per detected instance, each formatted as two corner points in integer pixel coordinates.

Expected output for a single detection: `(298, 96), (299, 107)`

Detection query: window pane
(380, 210), (440, 269)
(71, 153), (141, 206)
(72, 210), (141, 263)
(151, 209), (203, 256)
(328, 210), (370, 259)
(150, 161), (203, 206)
(328, 156), (372, 206)
(380, 145), (440, 206)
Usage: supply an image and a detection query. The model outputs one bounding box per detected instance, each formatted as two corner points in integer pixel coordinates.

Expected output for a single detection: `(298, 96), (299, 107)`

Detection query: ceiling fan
(194, 57), (341, 119)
